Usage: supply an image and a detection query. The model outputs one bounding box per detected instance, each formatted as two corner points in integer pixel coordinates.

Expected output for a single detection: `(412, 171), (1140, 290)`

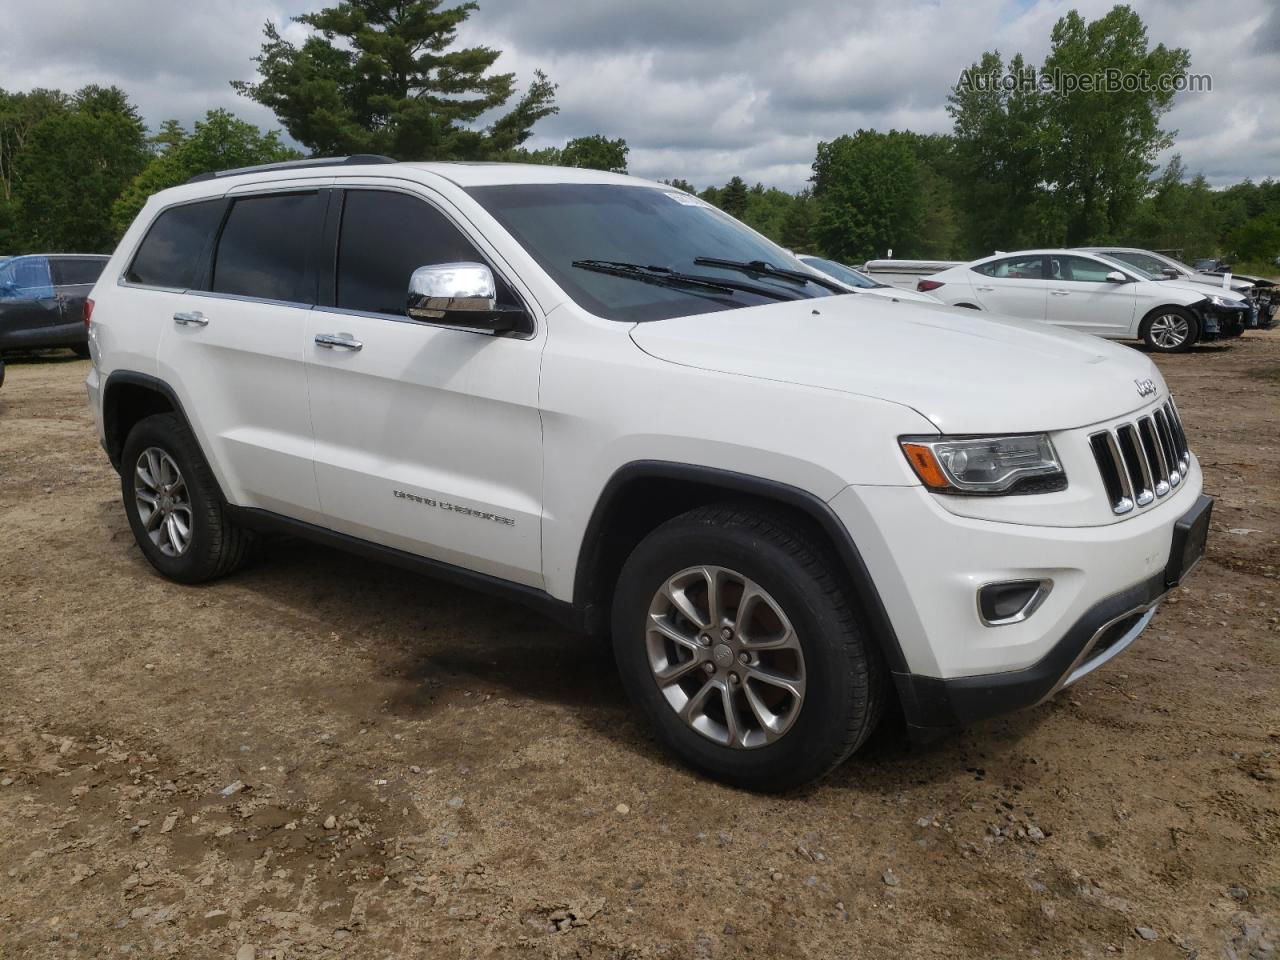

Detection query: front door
(0, 256), (60, 349)
(1045, 255), (1136, 337)
(305, 185), (546, 587)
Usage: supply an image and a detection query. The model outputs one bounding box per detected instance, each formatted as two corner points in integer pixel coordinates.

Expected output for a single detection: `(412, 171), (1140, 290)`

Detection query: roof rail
(185, 154), (396, 184)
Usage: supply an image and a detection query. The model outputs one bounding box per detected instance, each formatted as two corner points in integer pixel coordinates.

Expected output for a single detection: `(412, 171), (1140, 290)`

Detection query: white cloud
(1, 0), (1273, 191)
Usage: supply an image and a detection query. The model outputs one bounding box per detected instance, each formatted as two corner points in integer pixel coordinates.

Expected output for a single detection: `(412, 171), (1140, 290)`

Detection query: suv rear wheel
(611, 504), (885, 791)
(120, 413), (252, 583)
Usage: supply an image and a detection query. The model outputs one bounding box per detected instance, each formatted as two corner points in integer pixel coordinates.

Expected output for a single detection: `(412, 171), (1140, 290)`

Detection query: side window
(126, 200), (224, 289)
(52, 258), (107, 286)
(335, 189), (503, 316)
(974, 256), (1043, 280)
(212, 192), (324, 304)
(1056, 256), (1115, 283)
(3, 257), (54, 298)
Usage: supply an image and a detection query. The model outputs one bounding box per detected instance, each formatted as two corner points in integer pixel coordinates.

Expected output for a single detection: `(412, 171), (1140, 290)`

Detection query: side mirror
(406, 262), (526, 334)
(1104, 271), (1129, 283)
(1161, 267), (1179, 279)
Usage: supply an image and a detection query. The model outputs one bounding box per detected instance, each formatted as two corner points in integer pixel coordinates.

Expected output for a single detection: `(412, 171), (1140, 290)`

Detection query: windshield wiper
(571, 260), (801, 301)
(692, 257), (849, 294)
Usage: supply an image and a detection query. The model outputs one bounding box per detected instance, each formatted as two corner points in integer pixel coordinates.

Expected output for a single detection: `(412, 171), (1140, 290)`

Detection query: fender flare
(573, 460), (910, 674)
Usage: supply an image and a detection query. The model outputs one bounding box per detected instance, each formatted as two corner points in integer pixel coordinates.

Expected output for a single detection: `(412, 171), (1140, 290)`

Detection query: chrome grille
(1090, 400), (1191, 515)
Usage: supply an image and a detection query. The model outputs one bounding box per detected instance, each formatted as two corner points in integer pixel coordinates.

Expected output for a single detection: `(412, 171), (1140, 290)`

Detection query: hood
(1171, 277), (1252, 299)
(629, 295), (1164, 434)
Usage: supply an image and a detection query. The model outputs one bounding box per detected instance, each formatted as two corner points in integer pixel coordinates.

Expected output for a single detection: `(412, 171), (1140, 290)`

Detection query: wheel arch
(102, 371), (188, 471)
(572, 461), (910, 674)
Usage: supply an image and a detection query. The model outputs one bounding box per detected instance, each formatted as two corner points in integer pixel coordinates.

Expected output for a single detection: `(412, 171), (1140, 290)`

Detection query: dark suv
(0, 254), (109, 356)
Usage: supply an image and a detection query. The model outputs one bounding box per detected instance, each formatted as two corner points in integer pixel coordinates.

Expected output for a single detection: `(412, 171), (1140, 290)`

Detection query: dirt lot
(1, 335), (1277, 960)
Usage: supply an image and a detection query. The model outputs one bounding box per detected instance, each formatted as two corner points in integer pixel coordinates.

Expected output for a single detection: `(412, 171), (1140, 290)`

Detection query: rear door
(968, 255), (1048, 321)
(1044, 255), (1136, 337)
(50, 256), (108, 333)
(0, 256), (60, 348)
(303, 183), (546, 586)
(152, 185), (327, 521)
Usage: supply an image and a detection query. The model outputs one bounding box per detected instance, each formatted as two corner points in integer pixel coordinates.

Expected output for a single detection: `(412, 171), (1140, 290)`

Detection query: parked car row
(0, 253), (109, 356)
(84, 158), (1212, 790)
(916, 247), (1268, 352)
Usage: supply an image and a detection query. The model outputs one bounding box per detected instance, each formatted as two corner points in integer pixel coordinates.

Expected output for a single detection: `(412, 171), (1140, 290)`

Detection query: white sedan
(918, 249), (1251, 352)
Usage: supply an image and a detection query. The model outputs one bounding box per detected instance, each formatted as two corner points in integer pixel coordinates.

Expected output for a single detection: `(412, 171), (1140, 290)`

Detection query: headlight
(900, 434), (1066, 495)
(1207, 294), (1232, 307)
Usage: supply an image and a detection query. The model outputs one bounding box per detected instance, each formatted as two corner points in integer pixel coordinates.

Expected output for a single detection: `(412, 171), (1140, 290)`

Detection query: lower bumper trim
(895, 569), (1167, 738)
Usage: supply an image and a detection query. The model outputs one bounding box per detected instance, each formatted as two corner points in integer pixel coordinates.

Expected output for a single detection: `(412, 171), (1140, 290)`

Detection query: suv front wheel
(611, 503), (885, 791)
(120, 413), (252, 583)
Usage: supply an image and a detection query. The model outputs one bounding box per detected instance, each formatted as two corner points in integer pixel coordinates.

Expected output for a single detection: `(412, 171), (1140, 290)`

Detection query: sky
(2, 0), (1275, 192)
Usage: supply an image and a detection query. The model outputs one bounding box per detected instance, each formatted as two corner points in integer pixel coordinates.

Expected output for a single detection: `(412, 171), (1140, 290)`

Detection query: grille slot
(1090, 400), (1191, 515)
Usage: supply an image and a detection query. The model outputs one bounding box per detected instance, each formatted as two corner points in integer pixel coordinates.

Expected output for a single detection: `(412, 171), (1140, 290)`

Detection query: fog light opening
(978, 579), (1053, 626)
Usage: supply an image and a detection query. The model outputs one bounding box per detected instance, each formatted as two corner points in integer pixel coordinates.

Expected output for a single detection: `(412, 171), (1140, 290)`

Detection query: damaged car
(919, 249), (1252, 352)
(1079, 246), (1276, 331)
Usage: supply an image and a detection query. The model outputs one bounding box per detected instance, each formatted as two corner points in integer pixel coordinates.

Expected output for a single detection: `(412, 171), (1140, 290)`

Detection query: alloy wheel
(645, 565), (806, 749)
(1149, 313), (1190, 349)
(134, 446), (193, 557)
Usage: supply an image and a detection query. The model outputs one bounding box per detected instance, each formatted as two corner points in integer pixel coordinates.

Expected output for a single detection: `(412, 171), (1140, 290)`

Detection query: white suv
(86, 159), (1212, 790)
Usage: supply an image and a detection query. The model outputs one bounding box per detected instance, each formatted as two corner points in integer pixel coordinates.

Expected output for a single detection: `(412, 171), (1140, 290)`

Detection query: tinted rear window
(53, 258), (106, 286)
(336, 189), (486, 315)
(212, 192), (324, 304)
(126, 200), (224, 289)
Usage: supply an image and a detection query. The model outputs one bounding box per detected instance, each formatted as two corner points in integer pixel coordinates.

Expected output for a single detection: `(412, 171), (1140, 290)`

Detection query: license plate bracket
(1166, 495), (1212, 588)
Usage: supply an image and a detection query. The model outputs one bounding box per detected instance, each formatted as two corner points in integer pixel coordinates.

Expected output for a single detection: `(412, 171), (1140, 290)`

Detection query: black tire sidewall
(612, 517), (869, 790)
(120, 414), (224, 583)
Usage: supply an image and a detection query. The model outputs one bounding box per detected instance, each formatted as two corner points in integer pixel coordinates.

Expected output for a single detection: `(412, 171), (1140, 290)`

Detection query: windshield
(466, 183), (837, 322)
(798, 256), (880, 289)
(1096, 254), (1155, 280)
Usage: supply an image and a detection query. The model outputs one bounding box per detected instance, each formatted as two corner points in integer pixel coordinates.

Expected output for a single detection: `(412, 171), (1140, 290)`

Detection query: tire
(1141, 307), (1198, 353)
(611, 503), (886, 791)
(70, 343), (90, 359)
(120, 412), (252, 583)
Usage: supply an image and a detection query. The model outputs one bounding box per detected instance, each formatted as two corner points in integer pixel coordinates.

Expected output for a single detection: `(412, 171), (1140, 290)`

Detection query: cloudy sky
(2, 0), (1275, 191)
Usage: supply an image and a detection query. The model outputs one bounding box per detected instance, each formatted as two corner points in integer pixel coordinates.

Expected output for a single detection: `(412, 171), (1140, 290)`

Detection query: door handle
(315, 332), (363, 351)
(173, 310), (208, 326)
(1050, 290), (1070, 296)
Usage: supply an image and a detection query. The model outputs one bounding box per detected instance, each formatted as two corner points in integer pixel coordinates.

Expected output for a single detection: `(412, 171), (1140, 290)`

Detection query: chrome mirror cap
(407, 262), (497, 320)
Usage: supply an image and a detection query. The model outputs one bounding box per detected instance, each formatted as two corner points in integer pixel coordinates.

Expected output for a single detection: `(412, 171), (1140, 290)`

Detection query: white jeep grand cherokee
(86, 158), (1211, 790)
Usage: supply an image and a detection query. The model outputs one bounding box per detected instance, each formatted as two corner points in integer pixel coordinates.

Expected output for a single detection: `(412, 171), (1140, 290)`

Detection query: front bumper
(893, 493), (1208, 734)
(1197, 301), (1248, 339)
(828, 465), (1209, 734)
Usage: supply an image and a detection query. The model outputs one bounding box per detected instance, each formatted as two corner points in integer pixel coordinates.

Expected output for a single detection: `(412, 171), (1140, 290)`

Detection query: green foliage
(1229, 212), (1280, 264)
(232, 0), (557, 160)
(1123, 156), (1220, 258)
(811, 130), (927, 262)
(560, 134), (628, 173)
(718, 176), (748, 219)
(1041, 6), (1189, 243)
(663, 178), (697, 194)
(494, 134), (628, 172)
(14, 86), (148, 252)
(111, 109), (301, 235)
(778, 191), (817, 252)
(947, 4), (1190, 251)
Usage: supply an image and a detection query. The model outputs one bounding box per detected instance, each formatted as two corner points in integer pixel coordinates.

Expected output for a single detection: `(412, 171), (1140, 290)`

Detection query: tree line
(1, 0), (1276, 274)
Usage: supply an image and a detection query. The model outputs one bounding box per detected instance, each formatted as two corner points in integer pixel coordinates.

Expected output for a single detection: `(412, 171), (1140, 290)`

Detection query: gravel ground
(0, 335), (1277, 960)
